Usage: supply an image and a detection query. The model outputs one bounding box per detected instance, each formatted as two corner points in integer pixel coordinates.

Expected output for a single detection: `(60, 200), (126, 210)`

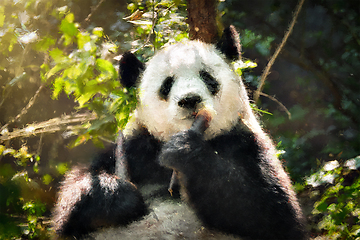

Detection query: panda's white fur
(126, 41), (262, 142)
(89, 198), (241, 240)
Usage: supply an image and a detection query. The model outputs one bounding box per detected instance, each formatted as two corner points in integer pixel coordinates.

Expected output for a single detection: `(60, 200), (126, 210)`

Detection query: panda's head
(120, 26), (260, 141)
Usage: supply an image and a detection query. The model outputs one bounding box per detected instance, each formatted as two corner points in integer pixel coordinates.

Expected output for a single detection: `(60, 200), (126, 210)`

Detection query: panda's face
(135, 41), (249, 141)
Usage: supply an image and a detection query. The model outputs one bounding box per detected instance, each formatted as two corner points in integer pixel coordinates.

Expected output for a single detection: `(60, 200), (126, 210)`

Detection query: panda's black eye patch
(159, 76), (175, 100)
(200, 70), (220, 95)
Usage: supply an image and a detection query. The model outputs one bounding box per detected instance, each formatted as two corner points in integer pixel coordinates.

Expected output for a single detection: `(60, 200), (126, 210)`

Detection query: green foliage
(0, 6), (55, 239)
(306, 156), (360, 239)
(45, 7), (138, 146)
(233, 59), (258, 76)
(240, 29), (275, 57)
(263, 100), (360, 181)
(0, 145), (49, 239)
(232, 59), (273, 116)
(125, 0), (188, 57)
(22, 201), (47, 239)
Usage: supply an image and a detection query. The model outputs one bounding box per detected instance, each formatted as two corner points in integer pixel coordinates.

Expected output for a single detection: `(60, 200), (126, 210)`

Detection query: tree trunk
(186, 0), (218, 43)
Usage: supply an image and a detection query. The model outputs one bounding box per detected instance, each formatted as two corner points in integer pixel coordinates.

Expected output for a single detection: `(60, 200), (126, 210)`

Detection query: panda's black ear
(119, 51), (145, 88)
(216, 25), (241, 61)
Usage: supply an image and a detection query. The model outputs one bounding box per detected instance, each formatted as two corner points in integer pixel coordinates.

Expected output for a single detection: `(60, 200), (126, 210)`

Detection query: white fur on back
(90, 197), (242, 240)
(126, 41), (262, 141)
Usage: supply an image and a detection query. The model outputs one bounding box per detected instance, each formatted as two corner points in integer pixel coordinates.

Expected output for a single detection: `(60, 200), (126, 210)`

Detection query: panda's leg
(52, 134), (148, 238)
(158, 120), (307, 240)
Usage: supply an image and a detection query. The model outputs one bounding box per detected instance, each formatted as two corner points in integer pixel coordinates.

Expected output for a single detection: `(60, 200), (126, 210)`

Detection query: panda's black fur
(52, 26), (308, 240)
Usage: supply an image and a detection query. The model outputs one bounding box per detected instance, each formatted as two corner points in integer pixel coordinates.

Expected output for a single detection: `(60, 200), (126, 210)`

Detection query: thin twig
(132, 2), (175, 54)
(259, 92), (291, 119)
(83, 0), (106, 23)
(0, 83), (45, 133)
(133, 4), (159, 53)
(254, 0), (305, 102)
(0, 113), (97, 142)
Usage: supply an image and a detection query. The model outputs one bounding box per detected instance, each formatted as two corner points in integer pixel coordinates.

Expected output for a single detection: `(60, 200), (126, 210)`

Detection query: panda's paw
(159, 110), (212, 171)
(190, 109), (212, 134)
(158, 129), (205, 170)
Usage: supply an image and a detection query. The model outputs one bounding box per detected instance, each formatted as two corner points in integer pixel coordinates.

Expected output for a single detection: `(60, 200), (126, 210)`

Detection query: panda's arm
(158, 124), (307, 240)
(122, 128), (173, 184)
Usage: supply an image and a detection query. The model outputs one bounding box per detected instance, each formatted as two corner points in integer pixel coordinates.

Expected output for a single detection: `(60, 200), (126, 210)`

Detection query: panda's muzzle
(178, 95), (202, 110)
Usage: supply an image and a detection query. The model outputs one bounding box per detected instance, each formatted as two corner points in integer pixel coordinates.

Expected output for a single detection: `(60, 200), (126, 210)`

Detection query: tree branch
(254, 0), (305, 103)
(0, 113), (97, 142)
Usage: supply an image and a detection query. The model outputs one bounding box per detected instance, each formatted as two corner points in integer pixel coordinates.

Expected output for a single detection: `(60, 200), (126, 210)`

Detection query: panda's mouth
(180, 111), (198, 120)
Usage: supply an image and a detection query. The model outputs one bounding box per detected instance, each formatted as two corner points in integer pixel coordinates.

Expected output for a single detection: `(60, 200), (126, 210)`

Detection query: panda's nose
(178, 95), (202, 109)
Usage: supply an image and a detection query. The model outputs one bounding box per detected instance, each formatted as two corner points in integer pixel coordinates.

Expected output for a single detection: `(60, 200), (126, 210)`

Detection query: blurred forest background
(0, 0), (359, 239)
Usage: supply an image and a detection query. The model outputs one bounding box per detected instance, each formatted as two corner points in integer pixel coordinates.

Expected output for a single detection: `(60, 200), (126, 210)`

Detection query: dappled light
(0, 0), (359, 239)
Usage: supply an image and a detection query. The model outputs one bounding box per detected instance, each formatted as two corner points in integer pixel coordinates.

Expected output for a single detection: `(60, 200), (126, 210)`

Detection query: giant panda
(52, 26), (307, 240)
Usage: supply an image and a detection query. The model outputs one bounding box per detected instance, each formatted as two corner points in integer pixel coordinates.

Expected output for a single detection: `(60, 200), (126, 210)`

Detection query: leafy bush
(125, 0), (188, 58)
(306, 156), (360, 239)
(0, 146), (49, 239)
(46, 7), (137, 147)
